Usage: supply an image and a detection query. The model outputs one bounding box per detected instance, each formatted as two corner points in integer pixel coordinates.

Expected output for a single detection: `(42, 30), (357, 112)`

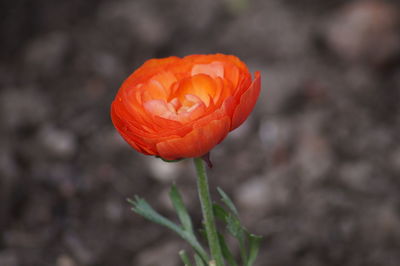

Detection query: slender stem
(193, 158), (224, 266)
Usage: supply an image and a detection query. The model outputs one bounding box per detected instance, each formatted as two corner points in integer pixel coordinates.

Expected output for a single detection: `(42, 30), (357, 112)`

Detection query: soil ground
(1, 0), (400, 265)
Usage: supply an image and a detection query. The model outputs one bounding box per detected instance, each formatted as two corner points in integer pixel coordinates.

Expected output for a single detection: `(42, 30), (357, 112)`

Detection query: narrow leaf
(179, 250), (192, 266)
(128, 196), (209, 263)
(225, 214), (247, 263)
(170, 184), (193, 232)
(194, 254), (206, 266)
(198, 228), (208, 242)
(217, 187), (239, 217)
(246, 234), (262, 266)
(213, 203), (229, 223)
(226, 215), (245, 243)
(218, 233), (238, 266)
(128, 196), (183, 236)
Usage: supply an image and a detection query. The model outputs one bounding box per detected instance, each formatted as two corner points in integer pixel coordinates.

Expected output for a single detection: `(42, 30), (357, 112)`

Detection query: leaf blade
(170, 184), (193, 232)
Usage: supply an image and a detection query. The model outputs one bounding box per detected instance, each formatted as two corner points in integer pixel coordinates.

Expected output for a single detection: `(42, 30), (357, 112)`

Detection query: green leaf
(128, 196), (210, 263)
(246, 234), (262, 266)
(217, 187), (239, 217)
(170, 184), (193, 232)
(194, 254), (205, 266)
(198, 228), (208, 242)
(218, 233), (238, 266)
(179, 250), (192, 266)
(128, 196), (183, 236)
(213, 204), (229, 223)
(226, 214), (245, 244)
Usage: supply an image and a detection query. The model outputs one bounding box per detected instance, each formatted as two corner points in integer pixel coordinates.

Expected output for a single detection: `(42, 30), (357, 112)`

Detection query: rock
(64, 233), (95, 265)
(0, 250), (18, 266)
(259, 117), (294, 156)
(38, 126), (77, 159)
(218, 1), (313, 60)
(134, 241), (181, 266)
(256, 64), (307, 114)
(0, 143), (18, 179)
(325, 0), (400, 65)
(236, 168), (291, 217)
(99, 1), (171, 47)
(57, 255), (77, 266)
(24, 32), (69, 76)
(338, 161), (373, 191)
(293, 113), (333, 184)
(104, 198), (123, 223)
(146, 157), (184, 183)
(390, 148), (400, 173)
(92, 53), (123, 79)
(1, 89), (49, 131)
(362, 205), (400, 242)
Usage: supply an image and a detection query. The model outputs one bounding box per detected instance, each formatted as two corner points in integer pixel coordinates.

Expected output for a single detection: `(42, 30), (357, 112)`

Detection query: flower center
(142, 62), (226, 122)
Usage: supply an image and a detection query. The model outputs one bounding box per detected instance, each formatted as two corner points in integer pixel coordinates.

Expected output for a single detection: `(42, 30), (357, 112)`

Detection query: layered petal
(156, 117), (231, 160)
(231, 72), (261, 130)
(110, 54), (261, 160)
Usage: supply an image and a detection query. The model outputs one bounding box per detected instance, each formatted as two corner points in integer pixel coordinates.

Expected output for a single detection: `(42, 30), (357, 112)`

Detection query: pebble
(338, 161), (373, 191)
(293, 113), (333, 183)
(99, 1), (171, 46)
(64, 233), (94, 265)
(146, 157), (184, 183)
(38, 126), (77, 159)
(236, 169), (290, 216)
(134, 241), (181, 266)
(24, 32), (69, 76)
(1, 89), (49, 130)
(56, 255), (77, 266)
(0, 250), (18, 266)
(326, 0), (400, 65)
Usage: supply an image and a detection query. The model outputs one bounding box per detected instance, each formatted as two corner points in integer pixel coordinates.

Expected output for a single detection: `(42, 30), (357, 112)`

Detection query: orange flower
(111, 54), (261, 160)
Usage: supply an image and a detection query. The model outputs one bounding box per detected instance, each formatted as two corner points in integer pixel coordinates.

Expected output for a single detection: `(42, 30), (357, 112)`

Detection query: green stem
(194, 158), (224, 266)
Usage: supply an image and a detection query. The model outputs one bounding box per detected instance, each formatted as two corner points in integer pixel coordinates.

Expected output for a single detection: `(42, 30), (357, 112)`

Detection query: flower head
(111, 54), (261, 160)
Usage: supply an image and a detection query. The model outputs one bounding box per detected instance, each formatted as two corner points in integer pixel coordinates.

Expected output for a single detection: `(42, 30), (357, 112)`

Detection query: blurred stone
(24, 32), (69, 75)
(0, 144), (18, 179)
(0, 250), (18, 266)
(92, 53), (123, 79)
(237, 177), (269, 211)
(134, 241), (180, 266)
(57, 255), (77, 266)
(146, 157), (183, 183)
(218, 1), (313, 60)
(259, 117), (294, 157)
(326, 0), (400, 65)
(105, 198), (123, 223)
(38, 126), (77, 159)
(99, 1), (171, 46)
(174, 0), (220, 32)
(236, 168), (291, 216)
(23, 192), (53, 225)
(377, 206), (400, 239)
(294, 113), (333, 183)
(363, 205), (400, 242)
(258, 64), (306, 114)
(390, 148), (400, 173)
(338, 161), (373, 191)
(1, 89), (49, 130)
(64, 233), (95, 265)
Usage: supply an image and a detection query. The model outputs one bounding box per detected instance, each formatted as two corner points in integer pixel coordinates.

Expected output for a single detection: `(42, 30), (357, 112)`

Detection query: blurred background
(1, 0), (400, 265)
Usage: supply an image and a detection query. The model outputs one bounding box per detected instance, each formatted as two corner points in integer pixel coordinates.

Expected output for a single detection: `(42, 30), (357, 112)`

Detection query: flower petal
(231, 72), (261, 130)
(156, 117), (230, 160)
